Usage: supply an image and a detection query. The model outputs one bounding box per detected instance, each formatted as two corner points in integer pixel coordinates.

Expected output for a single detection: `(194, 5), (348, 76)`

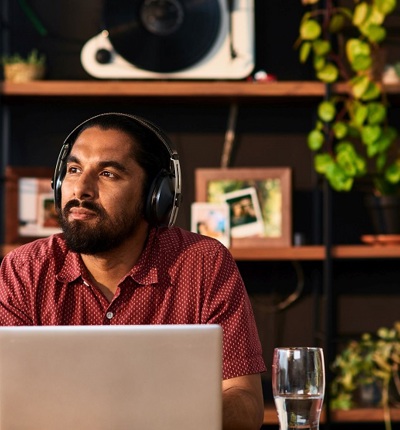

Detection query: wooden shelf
(2, 80), (400, 99)
(330, 408), (400, 423)
(230, 244), (400, 260)
(331, 244), (400, 259)
(264, 405), (400, 424)
(2, 243), (400, 260)
(230, 246), (325, 260)
(0, 80), (332, 98)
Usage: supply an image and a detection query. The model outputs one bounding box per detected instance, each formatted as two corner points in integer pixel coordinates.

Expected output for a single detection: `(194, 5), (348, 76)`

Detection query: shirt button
(106, 311), (114, 320)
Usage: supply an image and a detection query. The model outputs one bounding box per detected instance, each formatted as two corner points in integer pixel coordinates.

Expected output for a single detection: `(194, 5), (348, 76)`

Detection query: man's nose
(73, 172), (96, 200)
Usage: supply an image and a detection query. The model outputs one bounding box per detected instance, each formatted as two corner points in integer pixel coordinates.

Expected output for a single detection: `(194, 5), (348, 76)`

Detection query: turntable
(81, 0), (254, 79)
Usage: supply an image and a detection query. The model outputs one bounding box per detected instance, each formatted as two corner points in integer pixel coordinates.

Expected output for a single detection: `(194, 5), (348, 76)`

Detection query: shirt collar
(55, 228), (160, 286)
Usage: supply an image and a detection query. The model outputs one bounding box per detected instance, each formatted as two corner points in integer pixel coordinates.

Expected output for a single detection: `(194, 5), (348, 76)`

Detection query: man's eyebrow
(66, 155), (129, 174)
(66, 154), (79, 164)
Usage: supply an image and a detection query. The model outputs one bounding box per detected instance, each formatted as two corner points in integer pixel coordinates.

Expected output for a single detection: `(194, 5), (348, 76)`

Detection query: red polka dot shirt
(0, 227), (266, 380)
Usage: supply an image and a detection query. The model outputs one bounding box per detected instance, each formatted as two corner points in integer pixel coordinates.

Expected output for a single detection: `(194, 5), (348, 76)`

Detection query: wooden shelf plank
(231, 245), (400, 260)
(332, 244), (400, 258)
(330, 408), (400, 423)
(230, 246), (325, 260)
(2, 243), (400, 260)
(264, 405), (400, 424)
(0, 80), (327, 98)
(2, 80), (400, 99)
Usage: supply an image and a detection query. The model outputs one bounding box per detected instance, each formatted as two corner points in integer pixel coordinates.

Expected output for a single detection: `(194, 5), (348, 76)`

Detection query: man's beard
(59, 199), (145, 255)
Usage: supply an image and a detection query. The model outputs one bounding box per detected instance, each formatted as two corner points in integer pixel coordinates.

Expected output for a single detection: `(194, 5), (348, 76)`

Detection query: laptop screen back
(0, 325), (222, 430)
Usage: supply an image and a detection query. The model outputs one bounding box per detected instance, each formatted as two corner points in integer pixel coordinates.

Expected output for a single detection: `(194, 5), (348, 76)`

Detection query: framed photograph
(191, 202), (230, 248)
(195, 168), (292, 248)
(5, 167), (61, 244)
(221, 187), (264, 238)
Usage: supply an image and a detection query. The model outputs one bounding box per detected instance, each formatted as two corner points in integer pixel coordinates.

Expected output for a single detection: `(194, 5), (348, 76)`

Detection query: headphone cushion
(145, 170), (175, 226)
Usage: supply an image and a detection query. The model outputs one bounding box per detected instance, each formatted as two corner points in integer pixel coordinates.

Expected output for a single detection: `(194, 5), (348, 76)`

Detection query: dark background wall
(1, 0), (400, 406)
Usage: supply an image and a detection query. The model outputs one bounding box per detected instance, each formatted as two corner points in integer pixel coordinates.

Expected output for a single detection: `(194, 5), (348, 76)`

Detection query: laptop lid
(0, 324), (222, 430)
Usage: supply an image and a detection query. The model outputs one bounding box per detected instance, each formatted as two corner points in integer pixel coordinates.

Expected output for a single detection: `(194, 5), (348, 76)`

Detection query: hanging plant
(297, 0), (399, 195)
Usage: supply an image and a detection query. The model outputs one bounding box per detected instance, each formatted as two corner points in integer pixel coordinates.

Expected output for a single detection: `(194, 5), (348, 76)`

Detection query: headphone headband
(52, 112), (182, 227)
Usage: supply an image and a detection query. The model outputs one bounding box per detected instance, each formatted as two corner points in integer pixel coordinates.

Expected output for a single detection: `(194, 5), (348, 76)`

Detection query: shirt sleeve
(200, 243), (266, 380)
(0, 252), (33, 325)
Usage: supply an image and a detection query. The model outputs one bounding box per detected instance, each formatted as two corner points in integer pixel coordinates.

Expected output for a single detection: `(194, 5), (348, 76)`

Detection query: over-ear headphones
(52, 112), (182, 227)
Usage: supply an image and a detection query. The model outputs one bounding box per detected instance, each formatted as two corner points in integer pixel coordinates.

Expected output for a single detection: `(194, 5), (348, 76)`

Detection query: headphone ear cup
(145, 170), (175, 226)
(52, 143), (71, 210)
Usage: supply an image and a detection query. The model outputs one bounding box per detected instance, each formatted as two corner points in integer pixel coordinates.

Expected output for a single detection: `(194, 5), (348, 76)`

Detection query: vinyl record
(103, 0), (222, 73)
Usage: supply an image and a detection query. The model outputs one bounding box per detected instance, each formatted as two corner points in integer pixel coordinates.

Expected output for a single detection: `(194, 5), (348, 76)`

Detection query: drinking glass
(272, 347), (325, 430)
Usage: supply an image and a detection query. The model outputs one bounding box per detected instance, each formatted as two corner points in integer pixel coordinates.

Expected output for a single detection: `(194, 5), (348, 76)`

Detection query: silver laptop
(0, 325), (222, 430)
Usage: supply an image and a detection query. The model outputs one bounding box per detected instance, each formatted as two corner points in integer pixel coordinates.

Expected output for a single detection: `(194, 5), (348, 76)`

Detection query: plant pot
(356, 382), (382, 407)
(3, 63), (45, 82)
(364, 195), (400, 235)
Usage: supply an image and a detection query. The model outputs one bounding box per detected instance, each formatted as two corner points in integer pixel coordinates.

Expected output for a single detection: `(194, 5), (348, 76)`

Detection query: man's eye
(67, 166), (80, 174)
(101, 171), (115, 178)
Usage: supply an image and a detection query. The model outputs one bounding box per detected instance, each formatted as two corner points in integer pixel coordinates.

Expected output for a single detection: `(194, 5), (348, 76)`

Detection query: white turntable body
(81, 0), (254, 80)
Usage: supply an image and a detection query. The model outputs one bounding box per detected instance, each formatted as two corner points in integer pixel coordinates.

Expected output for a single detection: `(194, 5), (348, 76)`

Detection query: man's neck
(81, 224), (150, 302)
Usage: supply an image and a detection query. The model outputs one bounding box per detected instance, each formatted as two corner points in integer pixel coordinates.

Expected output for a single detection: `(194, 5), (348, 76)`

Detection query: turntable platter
(103, 0), (222, 73)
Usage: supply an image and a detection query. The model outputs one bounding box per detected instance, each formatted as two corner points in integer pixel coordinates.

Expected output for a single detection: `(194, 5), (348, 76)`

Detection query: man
(0, 113), (266, 429)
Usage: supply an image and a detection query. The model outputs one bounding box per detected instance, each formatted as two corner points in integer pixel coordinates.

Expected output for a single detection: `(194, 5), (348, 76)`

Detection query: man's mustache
(63, 200), (104, 216)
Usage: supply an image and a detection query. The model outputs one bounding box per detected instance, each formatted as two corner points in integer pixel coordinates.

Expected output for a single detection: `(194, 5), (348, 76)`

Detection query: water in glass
(272, 347), (325, 430)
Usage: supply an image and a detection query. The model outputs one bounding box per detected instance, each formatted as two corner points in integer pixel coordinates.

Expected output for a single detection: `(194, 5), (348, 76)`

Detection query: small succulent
(1, 49), (45, 66)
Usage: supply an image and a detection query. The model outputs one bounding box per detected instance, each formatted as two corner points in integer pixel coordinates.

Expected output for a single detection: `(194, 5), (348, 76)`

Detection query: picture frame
(221, 187), (264, 239)
(5, 166), (61, 244)
(195, 168), (292, 248)
(191, 202), (230, 248)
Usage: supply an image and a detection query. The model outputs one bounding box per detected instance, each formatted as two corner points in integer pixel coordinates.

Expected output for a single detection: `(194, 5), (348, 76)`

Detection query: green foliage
(331, 322), (400, 430)
(297, 0), (399, 195)
(1, 49), (45, 66)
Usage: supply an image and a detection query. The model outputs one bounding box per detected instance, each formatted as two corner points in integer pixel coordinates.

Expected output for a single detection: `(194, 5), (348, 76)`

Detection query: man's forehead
(73, 127), (136, 151)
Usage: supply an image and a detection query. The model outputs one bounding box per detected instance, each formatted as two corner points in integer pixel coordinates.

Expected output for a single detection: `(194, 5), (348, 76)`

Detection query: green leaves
(351, 1), (392, 43)
(375, 0), (397, 14)
(297, 0), (399, 194)
(300, 19), (321, 40)
(367, 102), (387, 124)
(299, 42), (312, 63)
(351, 76), (370, 99)
(313, 142), (367, 192)
(333, 122), (348, 139)
(351, 101), (369, 126)
(346, 39), (372, 72)
(318, 100), (336, 122)
(307, 129), (325, 151)
(315, 153), (355, 191)
(361, 124), (382, 146)
(317, 63), (339, 83)
(385, 160), (400, 184)
(331, 321), (400, 412)
(353, 2), (370, 26)
(313, 39), (331, 56)
(1, 49), (46, 66)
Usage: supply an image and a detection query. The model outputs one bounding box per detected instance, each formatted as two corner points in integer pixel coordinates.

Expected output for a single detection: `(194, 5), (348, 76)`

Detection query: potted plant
(1, 49), (46, 83)
(296, 0), (400, 233)
(331, 321), (400, 430)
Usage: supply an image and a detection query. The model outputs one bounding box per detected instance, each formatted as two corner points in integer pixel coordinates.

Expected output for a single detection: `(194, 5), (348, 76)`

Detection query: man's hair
(73, 113), (171, 197)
